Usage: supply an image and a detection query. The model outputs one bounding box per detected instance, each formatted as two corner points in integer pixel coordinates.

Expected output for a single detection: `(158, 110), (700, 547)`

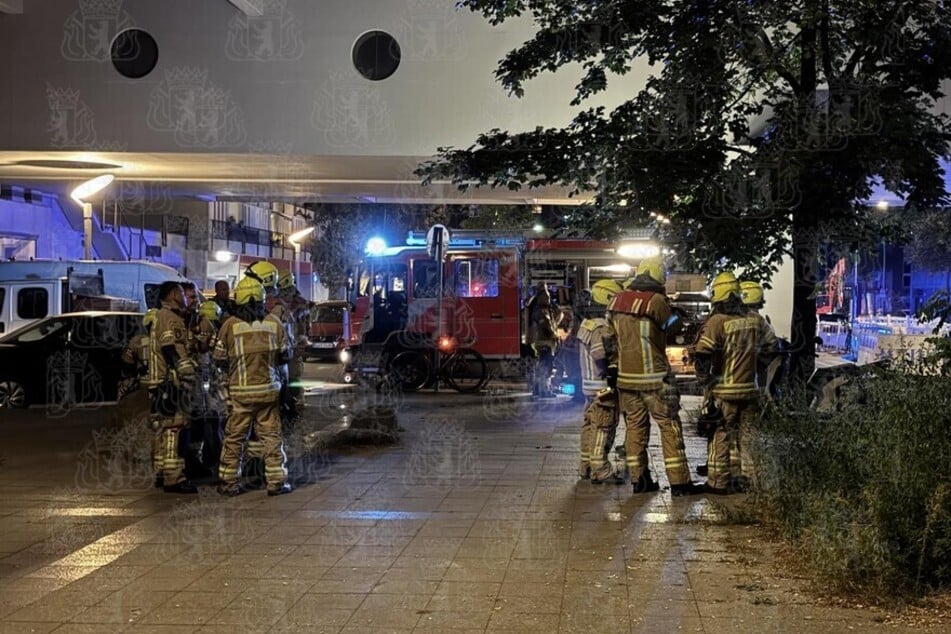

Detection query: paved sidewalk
(0, 388), (940, 633)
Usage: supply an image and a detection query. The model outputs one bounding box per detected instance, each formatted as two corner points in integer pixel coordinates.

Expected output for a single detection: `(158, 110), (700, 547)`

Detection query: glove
(605, 366), (618, 390)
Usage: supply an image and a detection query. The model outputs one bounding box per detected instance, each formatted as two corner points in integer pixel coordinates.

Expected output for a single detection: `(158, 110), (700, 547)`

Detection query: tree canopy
(418, 0), (951, 374)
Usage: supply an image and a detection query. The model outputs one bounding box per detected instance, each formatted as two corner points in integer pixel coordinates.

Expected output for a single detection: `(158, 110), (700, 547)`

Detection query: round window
(111, 28), (159, 79)
(352, 30), (401, 81)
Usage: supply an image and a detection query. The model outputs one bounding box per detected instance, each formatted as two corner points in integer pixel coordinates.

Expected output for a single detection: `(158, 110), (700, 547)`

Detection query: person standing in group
(695, 272), (777, 494)
(151, 282), (199, 494)
(214, 276), (293, 497)
(525, 282), (558, 399)
(214, 280), (237, 320)
(275, 271), (309, 420)
(577, 278), (650, 485)
(605, 257), (701, 495)
(121, 309), (165, 488)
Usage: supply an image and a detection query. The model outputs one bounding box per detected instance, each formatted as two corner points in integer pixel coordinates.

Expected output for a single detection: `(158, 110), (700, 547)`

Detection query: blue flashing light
(366, 237), (387, 255)
(562, 383), (576, 396)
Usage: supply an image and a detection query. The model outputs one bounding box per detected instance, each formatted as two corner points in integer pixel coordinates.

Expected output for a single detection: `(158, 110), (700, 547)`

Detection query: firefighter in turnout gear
(694, 272), (777, 494)
(121, 309), (166, 487)
(275, 270), (309, 419)
(525, 282), (558, 398)
(576, 280), (621, 479)
(244, 261), (291, 468)
(152, 282), (199, 494)
(578, 279), (648, 484)
(605, 257), (701, 495)
(214, 276), (293, 497)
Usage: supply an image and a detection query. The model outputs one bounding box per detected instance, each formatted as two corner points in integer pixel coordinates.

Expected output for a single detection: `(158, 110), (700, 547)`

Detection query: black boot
(670, 482), (705, 496)
(631, 473), (661, 493)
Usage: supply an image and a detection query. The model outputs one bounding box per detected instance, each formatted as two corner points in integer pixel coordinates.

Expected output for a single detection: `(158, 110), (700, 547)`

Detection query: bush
(749, 367), (951, 597)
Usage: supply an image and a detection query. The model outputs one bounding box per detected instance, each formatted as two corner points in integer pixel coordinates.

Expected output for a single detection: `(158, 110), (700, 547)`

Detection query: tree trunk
(790, 216), (819, 382)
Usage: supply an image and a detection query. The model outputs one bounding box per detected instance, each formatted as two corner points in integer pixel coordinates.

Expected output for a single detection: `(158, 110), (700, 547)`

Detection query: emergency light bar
(405, 230), (525, 248)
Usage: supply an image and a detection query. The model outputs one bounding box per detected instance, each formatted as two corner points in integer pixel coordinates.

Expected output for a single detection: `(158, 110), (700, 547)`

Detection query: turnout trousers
(618, 387), (690, 486)
(581, 394), (618, 473)
(218, 396), (288, 492)
(707, 397), (759, 490)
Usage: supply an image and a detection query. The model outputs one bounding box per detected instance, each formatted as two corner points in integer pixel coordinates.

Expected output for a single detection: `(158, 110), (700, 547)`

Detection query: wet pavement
(0, 366), (939, 633)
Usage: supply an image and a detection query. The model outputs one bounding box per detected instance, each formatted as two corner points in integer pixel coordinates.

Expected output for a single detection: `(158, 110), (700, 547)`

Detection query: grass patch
(747, 367), (951, 599)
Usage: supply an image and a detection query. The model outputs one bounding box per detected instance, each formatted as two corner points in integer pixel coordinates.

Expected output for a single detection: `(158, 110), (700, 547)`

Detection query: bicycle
(388, 335), (489, 393)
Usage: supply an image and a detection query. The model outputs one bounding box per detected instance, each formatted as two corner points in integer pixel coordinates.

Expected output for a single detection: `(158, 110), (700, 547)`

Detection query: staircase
(52, 196), (129, 261)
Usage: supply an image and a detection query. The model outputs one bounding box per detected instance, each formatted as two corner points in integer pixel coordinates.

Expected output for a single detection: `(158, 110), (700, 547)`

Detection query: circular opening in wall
(111, 28), (159, 79)
(352, 30), (401, 81)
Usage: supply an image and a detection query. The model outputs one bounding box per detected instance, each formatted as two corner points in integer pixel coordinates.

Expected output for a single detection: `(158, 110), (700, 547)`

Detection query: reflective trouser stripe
(219, 398), (287, 489)
(161, 427), (185, 485)
(618, 388), (690, 486)
(152, 430), (163, 476)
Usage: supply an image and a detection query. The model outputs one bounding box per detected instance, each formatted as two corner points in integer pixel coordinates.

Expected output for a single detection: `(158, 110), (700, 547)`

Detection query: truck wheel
(0, 381), (26, 408)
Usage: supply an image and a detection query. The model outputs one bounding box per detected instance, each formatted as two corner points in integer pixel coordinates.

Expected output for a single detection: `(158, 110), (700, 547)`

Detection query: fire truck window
(17, 287), (49, 320)
(412, 260), (440, 298)
(454, 259), (499, 298)
(370, 264), (407, 297)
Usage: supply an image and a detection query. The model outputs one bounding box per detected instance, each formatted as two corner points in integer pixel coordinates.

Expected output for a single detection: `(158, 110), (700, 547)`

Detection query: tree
(418, 1), (951, 377)
(906, 207), (951, 293)
(459, 205), (537, 232)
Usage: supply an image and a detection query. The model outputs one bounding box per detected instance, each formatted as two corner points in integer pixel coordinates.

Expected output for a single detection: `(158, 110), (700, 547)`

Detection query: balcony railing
(212, 219), (283, 247)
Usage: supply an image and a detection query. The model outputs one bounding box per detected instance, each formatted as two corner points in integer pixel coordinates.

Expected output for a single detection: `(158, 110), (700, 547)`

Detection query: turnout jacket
(152, 305), (196, 382)
(694, 311), (777, 400)
(121, 333), (163, 389)
(576, 317), (614, 397)
(214, 315), (289, 403)
(606, 289), (678, 391)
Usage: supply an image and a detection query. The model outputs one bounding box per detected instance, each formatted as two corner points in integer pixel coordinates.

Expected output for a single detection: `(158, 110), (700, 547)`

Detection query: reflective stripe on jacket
(695, 312), (777, 400)
(577, 317), (612, 396)
(215, 315), (288, 402)
(606, 290), (674, 390)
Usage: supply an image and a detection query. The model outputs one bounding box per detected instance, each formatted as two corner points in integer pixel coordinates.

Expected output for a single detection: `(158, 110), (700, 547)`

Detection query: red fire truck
(346, 233), (647, 360)
(341, 230), (707, 389)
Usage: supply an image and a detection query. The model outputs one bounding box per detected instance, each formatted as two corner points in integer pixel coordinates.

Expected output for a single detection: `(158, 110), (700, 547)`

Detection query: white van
(0, 260), (190, 334)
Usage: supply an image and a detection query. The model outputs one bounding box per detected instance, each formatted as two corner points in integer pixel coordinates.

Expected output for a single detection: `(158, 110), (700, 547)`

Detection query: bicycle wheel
(445, 348), (488, 393)
(389, 350), (431, 392)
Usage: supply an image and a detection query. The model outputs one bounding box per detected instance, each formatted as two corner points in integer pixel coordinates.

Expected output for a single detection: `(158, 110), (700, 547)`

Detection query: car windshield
(0, 317), (69, 344)
(314, 305), (344, 323)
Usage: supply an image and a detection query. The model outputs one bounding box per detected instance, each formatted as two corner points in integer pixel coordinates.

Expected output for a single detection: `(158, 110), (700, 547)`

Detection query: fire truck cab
(349, 241), (523, 361)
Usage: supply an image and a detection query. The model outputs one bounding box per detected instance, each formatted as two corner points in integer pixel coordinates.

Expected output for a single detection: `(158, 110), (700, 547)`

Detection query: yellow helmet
(591, 279), (623, 306)
(711, 271), (741, 303)
(278, 270), (296, 291)
(245, 260), (279, 289)
(739, 280), (764, 307)
(143, 308), (158, 330)
(235, 276), (266, 305)
(637, 256), (666, 285)
(199, 300), (222, 322)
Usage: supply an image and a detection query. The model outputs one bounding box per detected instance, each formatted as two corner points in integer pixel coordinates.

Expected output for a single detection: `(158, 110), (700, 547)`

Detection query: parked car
(0, 312), (143, 408)
(305, 301), (350, 362)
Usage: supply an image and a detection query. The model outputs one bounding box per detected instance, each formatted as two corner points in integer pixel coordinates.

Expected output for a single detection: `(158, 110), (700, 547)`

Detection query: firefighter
(214, 276), (293, 497)
(276, 270), (309, 419)
(605, 257), (701, 495)
(120, 309), (165, 487)
(578, 278), (644, 484)
(694, 272), (777, 494)
(525, 282), (558, 398)
(214, 280), (237, 319)
(152, 281), (199, 494)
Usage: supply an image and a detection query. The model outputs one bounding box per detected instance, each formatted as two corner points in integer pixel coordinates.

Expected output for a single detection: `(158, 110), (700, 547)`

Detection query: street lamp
(70, 174), (114, 260)
(288, 226), (316, 297)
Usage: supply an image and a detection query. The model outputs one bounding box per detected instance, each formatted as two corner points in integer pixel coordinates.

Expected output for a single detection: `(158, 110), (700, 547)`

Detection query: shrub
(748, 367), (951, 597)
